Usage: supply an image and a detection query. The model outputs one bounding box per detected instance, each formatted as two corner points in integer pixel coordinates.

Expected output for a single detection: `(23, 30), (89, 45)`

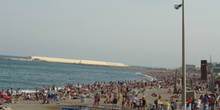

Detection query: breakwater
(0, 56), (129, 67)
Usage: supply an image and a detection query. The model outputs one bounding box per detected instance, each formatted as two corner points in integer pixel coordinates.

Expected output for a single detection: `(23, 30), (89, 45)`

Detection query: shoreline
(14, 71), (158, 95)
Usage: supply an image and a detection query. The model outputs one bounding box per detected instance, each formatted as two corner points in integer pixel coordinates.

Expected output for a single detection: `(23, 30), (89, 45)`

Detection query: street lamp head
(174, 4), (182, 10)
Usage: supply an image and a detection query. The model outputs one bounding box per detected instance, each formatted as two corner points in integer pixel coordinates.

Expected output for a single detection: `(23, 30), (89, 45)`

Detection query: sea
(0, 55), (155, 93)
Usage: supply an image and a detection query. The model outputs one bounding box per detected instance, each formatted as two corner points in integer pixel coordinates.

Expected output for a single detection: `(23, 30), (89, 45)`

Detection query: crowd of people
(1, 71), (220, 110)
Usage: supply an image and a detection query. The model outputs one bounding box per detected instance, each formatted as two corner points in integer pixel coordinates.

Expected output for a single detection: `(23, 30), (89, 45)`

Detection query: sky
(0, 0), (219, 68)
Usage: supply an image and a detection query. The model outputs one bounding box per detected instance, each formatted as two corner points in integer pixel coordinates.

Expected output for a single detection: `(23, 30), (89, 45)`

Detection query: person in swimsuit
(42, 89), (47, 104)
(0, 106), (12, 109)
(118, 91), (122, 101)
(97, 93), (101, 107)
(112, 93), (118, 109)
(6, 89), (11, 98)
(108, 92), (112, 101)
(0, 89), (5, 103)
(10, 88), (13, 95)
(142, 97), (147, 110)
(127, 96), (131, 109)
(93, 93), (98, 107)
(122, 95), (126, 109)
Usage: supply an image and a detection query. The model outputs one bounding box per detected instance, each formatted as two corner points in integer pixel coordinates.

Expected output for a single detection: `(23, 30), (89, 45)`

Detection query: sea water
(0, 55), (151, 92)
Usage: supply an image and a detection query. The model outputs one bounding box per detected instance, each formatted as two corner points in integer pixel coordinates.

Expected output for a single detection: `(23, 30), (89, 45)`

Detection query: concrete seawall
(30, 56), (129, 67)
(1, 56), (128, 67)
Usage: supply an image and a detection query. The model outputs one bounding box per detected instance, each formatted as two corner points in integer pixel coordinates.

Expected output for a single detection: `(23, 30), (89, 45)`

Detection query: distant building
(213, 62), (220, 74)
(186, 64), (200, 71)
(215, 64), (220, 67)
(177, 64), (200, 72)
(213, 67), (220, 74)
(207, 62), (220, 75)
(201, 60), (208, 80)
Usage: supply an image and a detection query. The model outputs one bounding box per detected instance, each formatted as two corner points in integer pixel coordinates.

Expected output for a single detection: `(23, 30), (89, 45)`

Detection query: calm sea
(0, 55), (151, 92)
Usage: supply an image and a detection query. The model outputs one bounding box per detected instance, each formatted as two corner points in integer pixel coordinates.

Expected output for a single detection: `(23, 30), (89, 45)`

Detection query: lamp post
(174, 0), (186, 109)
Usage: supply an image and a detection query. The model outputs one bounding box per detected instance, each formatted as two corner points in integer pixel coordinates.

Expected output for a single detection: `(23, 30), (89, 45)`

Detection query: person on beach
(190, 99), (197, 110)
(51, 88), (56, 100)
(118, 91), (122, 101)
(0, 89), (5, 103)
(132, 95), (137, 109)
(122, 95), (126, 109)
(54, 94), (60, 101)
(15, 88), (20, 103)
(126, 95), (131, 109)
(196, 98), (202, 110)
(42, 89), (47, 104)
(162, 100), (169, 110)
(151, 92), (157, 97)
(25, 93), (33, 101)
(202, 95), (208, 105)
(142, 97), (147, 110)
(16, 88), (20, 96)
(148, 104), (153, 110)
(0, 106), (12, 109)
(97, 93), (101, 107)
(172, 100), (178, 110)
(59, 93), (66, 101)
(104, 98), (109, 103)
(168, 89), (172, 93)
(137, 99), (142, 110)
(203, 101), (209, 110)
(14, 95), (19, 103)
(10, 88), (13, 95)
(209, 96), (215, 110)
(35, 89), (39, 101)
(124, 90), (129, 100)
(46, 89), (51, 104)
(112, 93), (118, 109)
(93, 93), (99, 107)
(6, 89), (11, 98)
(187, 96), (192, 107)
(155, 97), (161, 110)
(108, 91), (112, 101)
(150, 105), (156, 110)
(158, 94), (161, 98)
(24, 93), (29, 100)
(170, 96), (175, 106)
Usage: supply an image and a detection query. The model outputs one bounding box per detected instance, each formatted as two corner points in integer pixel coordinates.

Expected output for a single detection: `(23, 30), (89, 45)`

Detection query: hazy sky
(0, 0), (219, 68)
